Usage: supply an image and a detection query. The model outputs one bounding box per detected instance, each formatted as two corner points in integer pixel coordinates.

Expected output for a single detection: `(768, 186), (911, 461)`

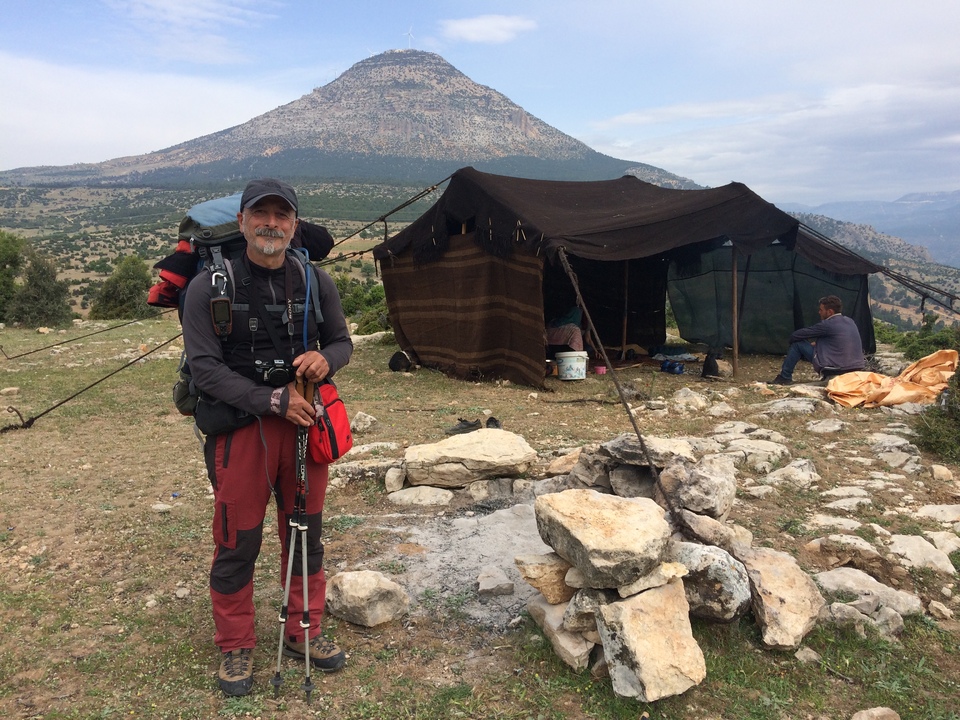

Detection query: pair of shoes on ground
(444, 416), (501, 434)
(769, 374), (792, 386)
(218, 636), (345, 696)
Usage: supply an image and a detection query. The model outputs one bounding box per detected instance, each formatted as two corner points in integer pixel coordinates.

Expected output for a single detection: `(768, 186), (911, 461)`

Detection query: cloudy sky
(2, 0), (958, 205)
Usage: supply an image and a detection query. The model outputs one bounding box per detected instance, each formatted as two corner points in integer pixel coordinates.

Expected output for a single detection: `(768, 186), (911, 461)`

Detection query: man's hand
(283, 381), (316, 427)
(292, 350), (330, 383)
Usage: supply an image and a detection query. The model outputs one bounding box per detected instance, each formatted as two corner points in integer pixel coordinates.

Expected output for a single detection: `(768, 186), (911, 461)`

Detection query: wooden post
(731, 246), (739, 377)
(620, 260), (629, 359)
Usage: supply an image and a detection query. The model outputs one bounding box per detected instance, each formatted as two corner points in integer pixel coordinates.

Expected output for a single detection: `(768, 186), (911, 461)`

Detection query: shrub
(873, 318), (902, 345)
(0, 230), (26, 321)
(912, 371), (960, 463)
(6, 253), (73, 327)
(89, 255), (159, 320)
(894, 313), (960, 361)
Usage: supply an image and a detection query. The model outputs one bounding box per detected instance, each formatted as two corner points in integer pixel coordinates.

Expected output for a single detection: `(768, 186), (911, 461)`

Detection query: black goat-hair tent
(372, 167), (879, 387)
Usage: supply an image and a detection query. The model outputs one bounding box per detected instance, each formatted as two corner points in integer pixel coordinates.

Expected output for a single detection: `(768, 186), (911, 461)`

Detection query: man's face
(238, 196), (298, 258)
(818, 304), (831, 320)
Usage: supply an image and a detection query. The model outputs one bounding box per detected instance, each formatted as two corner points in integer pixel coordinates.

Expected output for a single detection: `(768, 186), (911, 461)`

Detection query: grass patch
(327, 514), (365, 533)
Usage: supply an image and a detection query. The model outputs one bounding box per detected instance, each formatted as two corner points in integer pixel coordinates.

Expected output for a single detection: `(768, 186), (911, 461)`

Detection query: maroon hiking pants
(203, 415), (329, 652)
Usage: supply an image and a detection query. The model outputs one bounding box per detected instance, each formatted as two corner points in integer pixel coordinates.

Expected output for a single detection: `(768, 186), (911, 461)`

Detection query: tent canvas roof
(373, 167), (879, 387)
(375, 166), (881, 274)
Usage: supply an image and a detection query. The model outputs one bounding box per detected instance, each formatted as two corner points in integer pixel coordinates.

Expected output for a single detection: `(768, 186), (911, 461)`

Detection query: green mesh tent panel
(668, 243), (875, 355)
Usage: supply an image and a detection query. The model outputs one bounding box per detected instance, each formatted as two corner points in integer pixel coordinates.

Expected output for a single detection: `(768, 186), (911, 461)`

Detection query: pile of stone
(513, 431), (826, 702)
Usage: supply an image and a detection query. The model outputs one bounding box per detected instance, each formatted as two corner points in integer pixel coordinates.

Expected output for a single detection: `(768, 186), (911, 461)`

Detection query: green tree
(89, 255), (159, 320)
(0, 230), (26, 322)
(6, 253), (72, 327)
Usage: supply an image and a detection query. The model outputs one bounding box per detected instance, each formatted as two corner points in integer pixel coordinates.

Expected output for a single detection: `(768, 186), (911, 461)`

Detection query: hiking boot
(218, 648), (253, 697)
(485, 416), (502, 429)
(283, 635), (346, 673)
(444, 418), (481, 435)
(769, 374), (792, 386)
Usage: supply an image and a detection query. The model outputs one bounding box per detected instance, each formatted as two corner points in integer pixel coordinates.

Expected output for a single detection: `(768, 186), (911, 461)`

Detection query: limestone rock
(814, 567), (923, 616)
(350, 411), (378, 433)
(477, 565), (514, 596)
(600, 434), (697, 467)
(384, 466), (405, 492)
(887, 534), (956, 575)
(740, 546), (825, 649)
(850, 708), (901, 720)
(526, 594), (594, 670)
(534, 490), (671, 588)
(928, 600), (953, 619)
(915, 504), (960, 523)
(671, 387), (710, 411)
(656, 457), (736, 521)
(596, 580), (706, 701)
(514, 552), (575, 604)
(618, 562), (688, 598)
(677, 510), (753, 556)
(546, 448), (581, 476)
(760, 458), (821, 488)
(668, 541), (751, 622)
(404, 429), (537, 488)
(326, 570), (410, 627)
(561, 587), (617, 633)
(722, 437), (791, 473)
(386, 486), (453, 506)
(609, 464), (656, 498)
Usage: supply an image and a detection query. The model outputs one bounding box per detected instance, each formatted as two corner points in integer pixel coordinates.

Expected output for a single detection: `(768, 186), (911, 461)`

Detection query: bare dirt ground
(1, 316), (959, 719)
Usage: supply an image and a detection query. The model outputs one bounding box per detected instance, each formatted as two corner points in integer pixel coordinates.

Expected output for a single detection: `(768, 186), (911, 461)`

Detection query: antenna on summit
(405, 26), (414, 48)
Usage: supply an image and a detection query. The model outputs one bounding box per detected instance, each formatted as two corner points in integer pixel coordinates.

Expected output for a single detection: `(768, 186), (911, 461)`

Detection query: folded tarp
(827, 349), (958, 408)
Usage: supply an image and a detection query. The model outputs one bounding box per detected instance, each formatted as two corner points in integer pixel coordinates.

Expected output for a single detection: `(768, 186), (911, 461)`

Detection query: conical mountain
(1, 50), (696, 187)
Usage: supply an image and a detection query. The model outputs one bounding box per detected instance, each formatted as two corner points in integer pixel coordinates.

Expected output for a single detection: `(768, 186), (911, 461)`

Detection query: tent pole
(620, 260), (629, 360)
(731, 246), (739, 377)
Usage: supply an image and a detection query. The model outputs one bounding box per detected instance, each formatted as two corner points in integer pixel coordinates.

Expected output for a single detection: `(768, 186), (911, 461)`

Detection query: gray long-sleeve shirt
(181, 254), (352, 417)
(789, 313), (864, 373)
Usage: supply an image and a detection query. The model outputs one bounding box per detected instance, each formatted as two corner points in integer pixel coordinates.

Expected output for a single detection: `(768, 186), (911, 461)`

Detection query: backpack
(148, 193), (334, 309)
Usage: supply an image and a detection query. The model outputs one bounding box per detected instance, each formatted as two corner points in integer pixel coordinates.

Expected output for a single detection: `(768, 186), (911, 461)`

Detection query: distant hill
(783, 191), (960, 268)
(0, 50), (697, 189)
(790, 212), (933, 265)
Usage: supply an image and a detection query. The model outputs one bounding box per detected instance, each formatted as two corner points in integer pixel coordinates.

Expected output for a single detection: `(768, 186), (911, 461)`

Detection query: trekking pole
(270, 461), (303, 699)
(270, 380), (316, 702)
(296, 414), (314, 702)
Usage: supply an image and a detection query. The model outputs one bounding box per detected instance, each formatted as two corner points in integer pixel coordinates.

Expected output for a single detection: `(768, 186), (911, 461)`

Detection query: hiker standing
(181, 178), (353, 696)
(770, 295), (863, 385)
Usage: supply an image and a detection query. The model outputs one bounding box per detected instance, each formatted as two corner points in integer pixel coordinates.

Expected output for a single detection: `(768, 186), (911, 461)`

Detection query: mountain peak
(231, 48), (593, 162)
(0, 50), (694, 187)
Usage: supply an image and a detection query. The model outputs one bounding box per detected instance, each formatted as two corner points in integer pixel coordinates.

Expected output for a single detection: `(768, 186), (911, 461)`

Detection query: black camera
(255, 359), (292, 387)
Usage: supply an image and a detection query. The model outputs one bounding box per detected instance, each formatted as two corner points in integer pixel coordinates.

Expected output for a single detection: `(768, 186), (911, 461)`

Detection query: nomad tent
(372, 167), (879, 387)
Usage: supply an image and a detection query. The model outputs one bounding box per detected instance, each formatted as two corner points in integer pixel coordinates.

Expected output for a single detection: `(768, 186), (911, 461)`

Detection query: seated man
(771, 295), (864, 385)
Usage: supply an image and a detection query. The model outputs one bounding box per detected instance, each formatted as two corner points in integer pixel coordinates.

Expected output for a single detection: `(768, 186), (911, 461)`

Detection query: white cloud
(0, 52), (288, 169)
(101, 0), (284, 64)
(439, 15), (536, 44)
(583, 80), (960, 203)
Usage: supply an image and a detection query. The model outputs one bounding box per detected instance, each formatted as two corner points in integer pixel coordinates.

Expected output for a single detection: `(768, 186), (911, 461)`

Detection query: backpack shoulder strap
(288, 247), (323, 325)
(207, 245), (233, 339)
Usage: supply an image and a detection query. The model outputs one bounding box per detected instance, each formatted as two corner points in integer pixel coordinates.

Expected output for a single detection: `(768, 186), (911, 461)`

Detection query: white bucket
(555, 351), (588, 380)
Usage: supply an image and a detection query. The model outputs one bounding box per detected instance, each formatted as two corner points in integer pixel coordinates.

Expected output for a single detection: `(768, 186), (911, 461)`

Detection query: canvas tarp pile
(826, 349), (958, 408)
(373, 167), (880, 387)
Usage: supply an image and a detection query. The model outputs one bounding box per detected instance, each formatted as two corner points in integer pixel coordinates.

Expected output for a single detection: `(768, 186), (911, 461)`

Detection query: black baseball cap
(240, 178), (298, 215)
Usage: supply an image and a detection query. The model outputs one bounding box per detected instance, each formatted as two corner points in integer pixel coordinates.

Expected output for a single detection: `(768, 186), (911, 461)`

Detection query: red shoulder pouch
(308, 381), (353, 463)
